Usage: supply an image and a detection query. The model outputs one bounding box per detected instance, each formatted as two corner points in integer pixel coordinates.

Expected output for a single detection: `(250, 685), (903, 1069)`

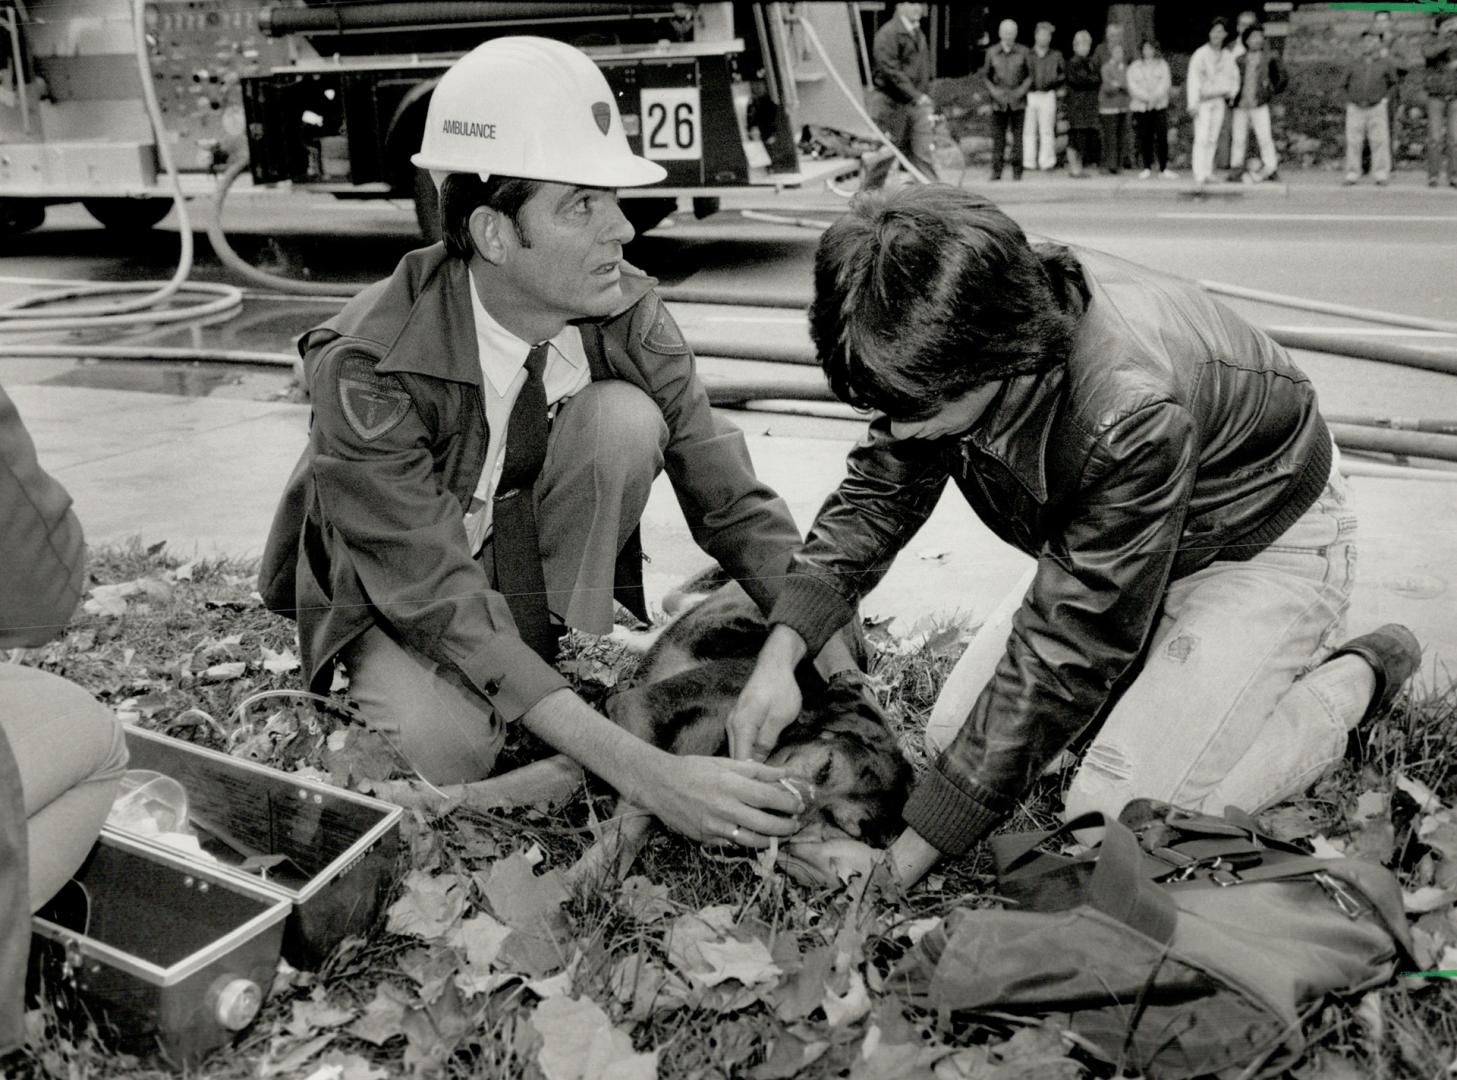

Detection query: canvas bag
(895, 803), (1413, 1079)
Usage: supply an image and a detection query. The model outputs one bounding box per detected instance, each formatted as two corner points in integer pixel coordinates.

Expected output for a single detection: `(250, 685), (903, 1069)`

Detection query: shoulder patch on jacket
(638, 294), (689, 355)
(336, 353), (412, 442)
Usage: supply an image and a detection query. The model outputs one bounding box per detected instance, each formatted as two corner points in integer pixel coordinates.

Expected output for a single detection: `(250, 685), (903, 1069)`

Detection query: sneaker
(1429, 177), (1440, 187)
(1139, 168), (1152, 180)
(1343, 176), (1358, 185)
(1241, 171), (1256, 184)
(1323, 624), (1422, 723)
(1376, 178), (1389, 186)
(1161, 169), (1179, 179)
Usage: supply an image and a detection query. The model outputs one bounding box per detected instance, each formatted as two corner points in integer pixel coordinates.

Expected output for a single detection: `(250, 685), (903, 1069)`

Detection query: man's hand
(727, 625), (807, 761)
(633, 754), (803, 848)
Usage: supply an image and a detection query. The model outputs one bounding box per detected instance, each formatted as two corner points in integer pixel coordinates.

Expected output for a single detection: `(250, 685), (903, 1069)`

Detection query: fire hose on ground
(0, 5), (1454, 481)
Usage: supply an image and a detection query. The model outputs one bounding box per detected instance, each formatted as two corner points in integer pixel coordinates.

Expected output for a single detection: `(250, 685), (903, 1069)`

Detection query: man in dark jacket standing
(983, 18), (1033, 180)
(864, 2), (938, 190)
(728, 187), (1420, 888)
(1424, 13), (1457, 186)
(259, 38), (830, 849)
(1231, 23), (1286, 181)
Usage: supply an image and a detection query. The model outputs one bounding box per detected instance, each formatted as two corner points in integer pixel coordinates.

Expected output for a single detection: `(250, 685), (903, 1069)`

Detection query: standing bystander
(983, 19), (1032, 181)
(1188, 18), (1240, 185)
(1128, 39), (1175, 179)
(1423, 13), (1457, 187)
(1022, 21), (1065, 173)
(865, 2), (938, 191)
(1097, 42), (1132, 176)
(1231, 24), (1286, 182)
(1344, 30), (1401, 185)
(1064, 29), (1101, 177)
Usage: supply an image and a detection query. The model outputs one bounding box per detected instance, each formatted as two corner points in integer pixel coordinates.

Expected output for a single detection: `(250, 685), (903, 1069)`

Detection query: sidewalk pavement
(10, 382), (1456, 681)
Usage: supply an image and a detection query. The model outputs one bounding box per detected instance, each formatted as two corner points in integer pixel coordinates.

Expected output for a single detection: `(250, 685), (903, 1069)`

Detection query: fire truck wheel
(82, 198), (173, 233)
(0, 199), (45, 236)
(414, 167), (443, 243)
(621, 197), (677, 239)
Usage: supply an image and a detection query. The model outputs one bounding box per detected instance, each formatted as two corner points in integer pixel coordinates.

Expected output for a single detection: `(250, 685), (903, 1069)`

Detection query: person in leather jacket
(728, 186), (1420, 887)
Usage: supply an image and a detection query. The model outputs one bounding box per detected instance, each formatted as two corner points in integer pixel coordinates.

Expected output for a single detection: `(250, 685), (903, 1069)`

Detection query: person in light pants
(1343, 30), (1400, 184)
(1187, 18), (1239, 183)
(1022, 21), (1065, 171)
(1230, 24), (1286, 181)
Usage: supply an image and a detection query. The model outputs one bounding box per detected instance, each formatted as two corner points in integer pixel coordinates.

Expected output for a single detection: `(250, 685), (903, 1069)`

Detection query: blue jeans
(926, 456), (1365, 822)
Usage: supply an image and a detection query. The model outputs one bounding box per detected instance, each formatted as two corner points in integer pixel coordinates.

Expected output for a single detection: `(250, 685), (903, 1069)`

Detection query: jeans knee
(1063, 742), (1138, 822)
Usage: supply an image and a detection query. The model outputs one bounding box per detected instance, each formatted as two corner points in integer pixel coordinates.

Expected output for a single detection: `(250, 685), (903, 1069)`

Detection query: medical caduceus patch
(337, 356), (412, 442)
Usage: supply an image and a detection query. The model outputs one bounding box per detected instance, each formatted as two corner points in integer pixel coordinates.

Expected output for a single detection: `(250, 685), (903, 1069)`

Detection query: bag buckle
(1314, 871), (1365, 919)
(1167, 854), (1241, 885)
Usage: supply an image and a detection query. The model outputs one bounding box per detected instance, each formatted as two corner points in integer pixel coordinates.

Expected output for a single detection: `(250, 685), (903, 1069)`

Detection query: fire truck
(0, 1), (874, 239)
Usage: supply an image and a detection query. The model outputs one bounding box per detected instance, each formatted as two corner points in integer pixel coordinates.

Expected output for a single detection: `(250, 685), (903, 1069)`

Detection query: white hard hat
(412, 36), (667, 189)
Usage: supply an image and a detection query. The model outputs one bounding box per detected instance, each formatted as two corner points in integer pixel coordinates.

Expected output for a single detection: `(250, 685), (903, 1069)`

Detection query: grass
(7, 540), (1456, 1079)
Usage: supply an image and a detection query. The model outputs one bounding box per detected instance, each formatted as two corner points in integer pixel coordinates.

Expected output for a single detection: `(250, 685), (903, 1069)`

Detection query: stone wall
(1277, 7), (1441, 170)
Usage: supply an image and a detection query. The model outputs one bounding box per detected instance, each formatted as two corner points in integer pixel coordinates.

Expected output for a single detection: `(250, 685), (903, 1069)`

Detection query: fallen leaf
(619, 875), (675, 923)
(324, 728), (402, 786)
(1404, 885), (1457, 914)
(311, 1052), (388, 1080)
(202, 661), (248, 683)
(401, 981), (476, 1074)
(1259, 804), (1323, 843)
(1352, 790), (1387, 822)
(608, 952), (688, 1022)
(262, 645), (301, 674)
(386, 871), (466, 941)
(533, 995), (658, 1080)
(84, 582), (136, 617)
(775, 943), (835, 1022)
(398, 945), (460, 1005)
(450, 912), (512, 972)
(691, 937), (782, 988)
(483, 853), (570, 936)
(823, 968), (872, 1027)
(261, 1032), (334, 1077)
(284, 993), (356, 1038)
(663, 905), (737, 982)
(1396, 773), (1447, 814)
(752, 1029), (829, 1079)
(1310, 834), (1347, 859)
(348, 983), (411, 1046)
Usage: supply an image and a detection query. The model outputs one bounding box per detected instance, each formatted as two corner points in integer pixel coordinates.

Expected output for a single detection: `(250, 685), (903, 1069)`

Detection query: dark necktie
(492, 342), (556, 661)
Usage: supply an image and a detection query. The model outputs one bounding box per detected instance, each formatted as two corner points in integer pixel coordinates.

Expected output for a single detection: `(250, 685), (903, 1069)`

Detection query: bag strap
(995, 811), (1179, 944)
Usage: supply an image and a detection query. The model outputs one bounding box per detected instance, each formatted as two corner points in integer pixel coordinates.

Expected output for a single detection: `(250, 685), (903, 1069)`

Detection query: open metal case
(32, 725), (404, 1065)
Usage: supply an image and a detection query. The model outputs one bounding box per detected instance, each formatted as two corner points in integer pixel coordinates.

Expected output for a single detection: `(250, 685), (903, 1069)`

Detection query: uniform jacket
(872, 17), (931, 104)
(1, 384), (89, 1051)
(769, 248), (1333, 857)
(259, 245), (800, 723)
(1235, 50), (1287, 108)
(983, 43), (1034, 111)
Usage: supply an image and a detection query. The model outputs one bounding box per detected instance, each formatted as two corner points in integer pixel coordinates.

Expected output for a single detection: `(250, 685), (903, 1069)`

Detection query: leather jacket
(259, 245), (800, 723)
(770, 248), (1333, 856)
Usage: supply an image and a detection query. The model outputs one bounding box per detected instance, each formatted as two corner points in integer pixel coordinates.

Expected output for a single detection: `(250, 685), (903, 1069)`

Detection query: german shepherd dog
(414, 569), (912, 885)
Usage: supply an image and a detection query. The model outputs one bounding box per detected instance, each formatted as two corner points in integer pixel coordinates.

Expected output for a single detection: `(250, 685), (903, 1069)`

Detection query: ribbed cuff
(902, 765), (1008, 857)
(769, 574), (857, 658)
(462, 633), (570, 724)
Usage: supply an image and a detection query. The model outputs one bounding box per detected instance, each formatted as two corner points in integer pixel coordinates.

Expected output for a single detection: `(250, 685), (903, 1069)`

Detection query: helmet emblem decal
(591, 101), (611, 135)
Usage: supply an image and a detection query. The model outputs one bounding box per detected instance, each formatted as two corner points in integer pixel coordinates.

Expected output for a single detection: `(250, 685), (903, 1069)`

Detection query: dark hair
(1141, 37), (1162, 56)
(1035, 20), (1054, 34)
(439, 173), (544, 258)
(1241, 22), (1265, 46)
(1209, 16), (1231, 42)
(809, 186), (1085, 420)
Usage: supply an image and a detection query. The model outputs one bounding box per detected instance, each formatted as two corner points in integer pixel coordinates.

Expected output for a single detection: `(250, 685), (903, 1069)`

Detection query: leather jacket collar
(957, 363), (1067, 502)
